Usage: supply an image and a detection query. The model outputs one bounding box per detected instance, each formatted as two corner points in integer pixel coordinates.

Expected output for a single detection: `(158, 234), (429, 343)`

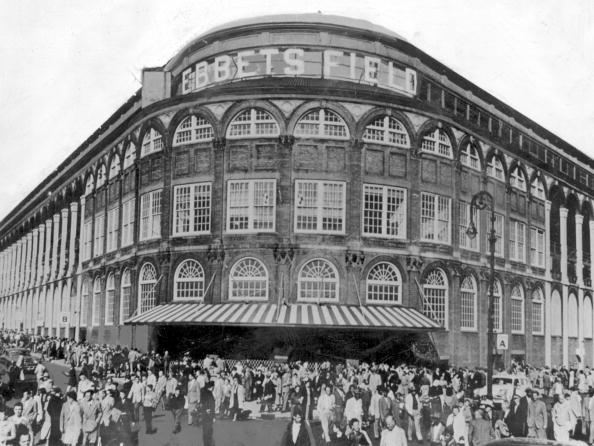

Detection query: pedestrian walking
(80, 389), (101, 446)
(280, 406), (314, 446)
(169, 385), (185, 434)
(142, 384), (157, 434)
(201, 381), (216, 446)
(59, 391), (82, 446)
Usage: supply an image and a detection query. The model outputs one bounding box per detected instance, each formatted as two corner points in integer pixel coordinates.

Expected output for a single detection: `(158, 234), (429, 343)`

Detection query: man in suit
(506, 391), (529, 437)
(187, 372), (200, 426)
(280, 406), (313, 446)
(527, 388), (548, 439)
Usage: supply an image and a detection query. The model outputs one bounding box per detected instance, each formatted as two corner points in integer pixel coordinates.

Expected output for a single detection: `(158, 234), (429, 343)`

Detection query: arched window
(568, 293), (579, 338)
(298, 259), (339, 302)
(80, 280), (89, 326)
(105, 273), (115, 326)
(294, 108), (349, 140)
(584, 295), (593, 339)
(138, 263), (158, 314)
(226, 108), (279, 139)
(85, 174), (95, 196)
(96, 165), (107, 188)
(229, 257), (268, 301)
(421, 128), (452, 158)
(173, 115), (214, 146)
(174, 259), (205, 301)
(510, 166), (527, 191)
(92, 278), (102, 326)
(120, 269), (131, 324)
(460, 275), (477, 330)
(123, 144), (136, 169)
(423, 269), (448, 328)
(141, 128), (163, 157)
(366, 262), (401, 304)
(460, 142), (481, 171)
(362, 116), (410, 148)
(531, 288), (544, 335)
(530, 178), (545, 200)
(486, 156), (505, 181)
(109, 155), (121, 180)
(511, 285), (525, 333)
(551, 290), (562, 336)
(490, 279), (503, 332)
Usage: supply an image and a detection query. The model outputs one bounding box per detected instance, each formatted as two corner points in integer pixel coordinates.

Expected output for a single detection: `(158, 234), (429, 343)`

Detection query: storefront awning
(125, 302), (442, 331)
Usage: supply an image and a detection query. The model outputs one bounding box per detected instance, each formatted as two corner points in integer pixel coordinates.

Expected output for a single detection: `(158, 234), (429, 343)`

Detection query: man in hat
(280, 406), (313, 446)
(506, 391), (528, 437)
(80, 388), (101, 446)
(526, 388), (547, 439)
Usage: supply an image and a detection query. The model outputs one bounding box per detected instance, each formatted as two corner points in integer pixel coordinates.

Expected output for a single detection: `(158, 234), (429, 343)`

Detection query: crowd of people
(0, 330), (593, 445)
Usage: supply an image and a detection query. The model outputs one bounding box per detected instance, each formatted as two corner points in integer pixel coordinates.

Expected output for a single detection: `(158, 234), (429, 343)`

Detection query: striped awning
(125, 302), (442, 331)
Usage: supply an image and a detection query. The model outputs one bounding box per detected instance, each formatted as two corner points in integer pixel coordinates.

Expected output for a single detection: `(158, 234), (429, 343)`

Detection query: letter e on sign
(496, 334), (508, 350)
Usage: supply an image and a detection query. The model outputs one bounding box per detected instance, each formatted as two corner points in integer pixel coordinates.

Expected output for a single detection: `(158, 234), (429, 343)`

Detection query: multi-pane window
(120, 269), (131, 324)
(531, 179), (545, 200)
(173, 115), (214, 146)
(294, 109), (349, 140)
(362, 184), (406, 239)
(123, 145), (136, 169)
(93, 214), (105, 257)
(106, 207), (119, 252)
(551, 291), (562, 336)
(460, 143), (481, 171)
(367, 262), (401, 304)
(85, 175), (95, 195)
(121, 198), (135, 247)
(509, 221), (526, 262)
(510, 167), (527, 191)
(295, 181), (346, 234)
(511, 285), (525, 334)
(140, 190), (161, 241)
(568, 294), (578, 338)
(109, 155), (121, 179)
(487, 213), (505, 257)
(460, 276), (477, 330)
(80, 280), (89, 326)
(174, 183), (211, 235)
(490, 280), (503, 333)
(174, 259), (205, 301)
(298, 259), (339, 302)
(226, 108), (279, 139)
(420, 193), (451, 243)
(584, 296), (593, 339)
(229, 258), (268, 300)
(458, 202), (479, 251)
(227, 180), (275, 232)
(363, 116), (410, 148)
(141, 128), (163, 157)
(530, 227), (545, 268)
(420, 129), (452, 158)
(83, 222), (93, 260)
(92, 278), (102, 326)
(139, 263), (158, 314)
(105, 274), (115, 326)
(531, 288), (544, 335)
(486, 157), (505, 181)
(423, 269), (448, 328)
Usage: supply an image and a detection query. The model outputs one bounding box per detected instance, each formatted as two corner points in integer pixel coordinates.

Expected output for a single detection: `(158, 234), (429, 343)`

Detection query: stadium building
(0, 14), (589, 367)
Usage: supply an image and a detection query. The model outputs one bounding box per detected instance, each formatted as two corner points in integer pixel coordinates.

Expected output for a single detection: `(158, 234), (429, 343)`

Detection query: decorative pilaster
(60, 208), (68, 278)
(37, 224), (45, 286)
(560, 207), (568, 283)
(562, 284), (569, 367)
(44, 219), (52, 284)
(24, 233), (33, 290)
(51, 213), (60, 280)
(68, 202), (78, 276)
(31, 229), (39, 289)
(576, 213), (584, 286)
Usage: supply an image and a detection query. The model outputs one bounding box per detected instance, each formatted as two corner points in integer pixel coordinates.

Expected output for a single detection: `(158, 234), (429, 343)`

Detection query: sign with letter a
(496, 334), (508, 350)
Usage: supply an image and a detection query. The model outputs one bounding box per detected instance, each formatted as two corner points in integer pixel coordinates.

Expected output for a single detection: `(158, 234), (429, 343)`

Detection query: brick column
(78, 197), (86, 272)
(68, 202), (78, 276)
(44, 219), (52, 283)
(60, 208), (68, 278)
(578, 288), (585, 369)
(15, 239), (23, 291)
(576, 213), (584, 285)
(37, 224), (45, 286)
(51, 213), (60, 280)
(24, 234), (32, 290)
(560, 207), (568, 282)
(563, 284), (569, 367)
(31, 229), (39, 289)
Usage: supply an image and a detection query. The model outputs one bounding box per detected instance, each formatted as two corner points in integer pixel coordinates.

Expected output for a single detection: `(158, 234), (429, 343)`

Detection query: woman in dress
(0, 408), (15, 446)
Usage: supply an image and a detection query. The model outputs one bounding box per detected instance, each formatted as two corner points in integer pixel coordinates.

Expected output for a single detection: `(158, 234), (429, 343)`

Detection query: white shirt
(380, 426), (408, 446)
(292, 422), (301, 443)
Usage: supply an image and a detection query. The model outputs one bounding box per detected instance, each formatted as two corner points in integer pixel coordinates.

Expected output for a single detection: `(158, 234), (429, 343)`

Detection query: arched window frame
(80, 280), (89, 326)
(551, 290), (562, 336)
(123, 144), (136, 170)
(510, 285), (525, 334)
(105, 273), (115, 326)
(423, 269), (449, 329)
(531, 288), (544, 335)
(294, 108), (349, 140)
(85, 174), (95, 196)
(584, 295), (593, 339)
(486, 156), (505, 181)
(568, 293), (579, 338)
(108, 155), (121, 180)
(226, 108), (280, 139)
(362, 116), (410, 148)
(174, 259), (205, 301)
(92, 277), (102, 327)
(460, 142), (481, 171)
(490, 279), (503, 333)
(420, 128), (453, 159)
(366, 262), (402, 304)
(297, 258), (340, 302)
(95, 165), (107, 189)
(510, 166), (527, 192)
(138, 263), (158, 314)
(228, 257), (269, 301)
(460, 275), (477, 331)
(530, 178), (545, 200)
(173, 115), (214, 146)
(120, 269), (131, 325)
(140, 128), (163, 158)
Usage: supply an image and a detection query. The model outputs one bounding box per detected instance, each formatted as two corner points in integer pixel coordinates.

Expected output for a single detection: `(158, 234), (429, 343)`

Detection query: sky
(0, 0), (592, 220)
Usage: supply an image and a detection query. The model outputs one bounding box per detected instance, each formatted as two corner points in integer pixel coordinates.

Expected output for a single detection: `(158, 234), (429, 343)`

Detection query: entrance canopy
(125, 302), (442, 332)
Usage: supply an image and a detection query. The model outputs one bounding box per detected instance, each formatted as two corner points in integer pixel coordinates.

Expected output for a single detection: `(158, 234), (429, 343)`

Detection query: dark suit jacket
(280, 421), (312, 446)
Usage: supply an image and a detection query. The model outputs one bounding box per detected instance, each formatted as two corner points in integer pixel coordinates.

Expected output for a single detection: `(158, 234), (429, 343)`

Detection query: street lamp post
(466, 190), (497, 398)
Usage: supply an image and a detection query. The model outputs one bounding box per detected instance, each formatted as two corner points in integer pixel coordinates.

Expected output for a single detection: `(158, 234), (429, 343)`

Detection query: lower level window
(366, 262), (401, 304)
(229, 258), (268, 300)
(298, 259), (339, 302)
(139, 263), (158, 314)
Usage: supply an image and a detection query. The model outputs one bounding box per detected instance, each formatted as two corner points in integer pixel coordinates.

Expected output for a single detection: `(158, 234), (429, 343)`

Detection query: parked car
(0, 348), (38, 397)
(474, 373), (531, 407)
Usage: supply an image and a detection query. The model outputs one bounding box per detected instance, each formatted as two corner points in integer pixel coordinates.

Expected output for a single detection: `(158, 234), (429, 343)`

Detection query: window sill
(460, 328), (478, 333)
